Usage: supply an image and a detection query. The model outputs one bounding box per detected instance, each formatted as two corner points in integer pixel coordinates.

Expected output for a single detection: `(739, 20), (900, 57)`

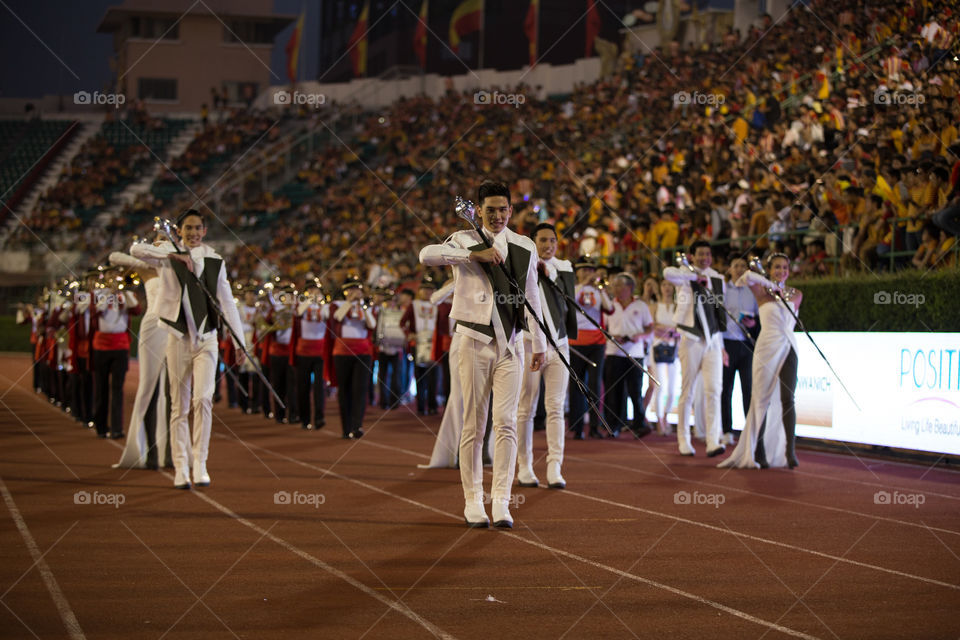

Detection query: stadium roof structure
(96, 0), (296, 34)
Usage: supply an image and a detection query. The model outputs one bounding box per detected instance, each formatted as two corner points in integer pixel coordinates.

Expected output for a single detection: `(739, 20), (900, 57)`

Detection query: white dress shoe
(192, 463), (211, 487)
(517, 466), (539, 487)
(491, 502), (513, 529)
(173, 469), (191, 490)
(546, 462), (566, 489)
(463, 501), (489, 528)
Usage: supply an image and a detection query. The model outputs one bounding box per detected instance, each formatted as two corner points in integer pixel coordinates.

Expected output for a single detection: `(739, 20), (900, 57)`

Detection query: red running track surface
(0, 353), (958, 639)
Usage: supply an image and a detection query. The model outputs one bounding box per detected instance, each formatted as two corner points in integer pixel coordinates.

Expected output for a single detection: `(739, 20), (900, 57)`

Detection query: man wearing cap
(568, 258), (613, 439)
(291, 280), (328, 430)
(420, 180), (546, 529)
(237, 285), (261, 415)
(131, 209), (245, 489)
(374, 288), (406, 409)
(516, 223), (577, 488)
(401, 276), (440, 415)
(327, 276), (377, 439)
(90, 268), (142, 439)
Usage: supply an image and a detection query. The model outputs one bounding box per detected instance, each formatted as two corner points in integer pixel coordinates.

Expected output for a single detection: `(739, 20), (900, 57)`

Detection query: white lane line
(0, 375), (457, 640)
(234, 433), (960, 592)
(294, 436), (960, 591)
(208, 437), (835, 639)
(565, 454), (960, 537)
(0, 476), (85, 640)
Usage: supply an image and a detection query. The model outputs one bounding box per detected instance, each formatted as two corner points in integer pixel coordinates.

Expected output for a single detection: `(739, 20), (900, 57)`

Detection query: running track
(0, 353), (958, 639)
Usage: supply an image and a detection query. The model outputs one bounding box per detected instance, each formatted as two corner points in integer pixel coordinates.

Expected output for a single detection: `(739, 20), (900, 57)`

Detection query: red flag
(348, 1), (369, 77)
(449, 0), (483, 53)
(524, 0), (538, 67)
(285, 8), (305, 82)
(585, 0), (601, 57)
(414, 0), (428, 68)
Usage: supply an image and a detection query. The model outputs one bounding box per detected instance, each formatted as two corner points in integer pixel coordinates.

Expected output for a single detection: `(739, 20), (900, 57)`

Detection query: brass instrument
(747, 256), (798, 301)
(594, 276), (610, 290)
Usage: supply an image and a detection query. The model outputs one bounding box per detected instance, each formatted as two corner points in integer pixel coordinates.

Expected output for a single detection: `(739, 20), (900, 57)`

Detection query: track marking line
(0, 476), (85, 640)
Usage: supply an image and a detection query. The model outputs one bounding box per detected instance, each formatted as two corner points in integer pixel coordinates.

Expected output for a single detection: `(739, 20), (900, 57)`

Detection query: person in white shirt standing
(420, 181), (546, 529)
(602, 273), (653, 439)
(663, 240), (728, 457)
(132, 210), (245, 490)
(516, 223), (577, 489)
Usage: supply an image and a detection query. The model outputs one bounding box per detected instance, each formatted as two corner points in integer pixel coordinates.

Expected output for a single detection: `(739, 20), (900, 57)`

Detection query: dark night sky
(0, 0), (319, 99)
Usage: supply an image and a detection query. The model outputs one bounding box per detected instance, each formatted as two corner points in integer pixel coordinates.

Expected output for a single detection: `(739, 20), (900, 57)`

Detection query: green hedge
(794, 269), (960, 332)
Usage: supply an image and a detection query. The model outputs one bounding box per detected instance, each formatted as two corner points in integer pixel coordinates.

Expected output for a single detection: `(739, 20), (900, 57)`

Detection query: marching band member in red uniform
(327, 276), (377, 439)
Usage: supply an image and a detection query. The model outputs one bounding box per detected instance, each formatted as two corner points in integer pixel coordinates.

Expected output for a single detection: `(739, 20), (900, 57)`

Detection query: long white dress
(115, 276), (171, 469)
(717, 295), (797, 469)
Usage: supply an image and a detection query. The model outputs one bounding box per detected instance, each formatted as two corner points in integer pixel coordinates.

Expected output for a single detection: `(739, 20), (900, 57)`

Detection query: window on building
(138, 78), (178, 101)
(130, 16), (180, 40)
(222, 81), (259, 105)
(223, 20), (274, 44)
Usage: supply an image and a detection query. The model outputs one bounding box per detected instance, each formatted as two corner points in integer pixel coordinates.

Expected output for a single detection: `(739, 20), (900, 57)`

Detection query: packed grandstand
(2, 0), (957, 294)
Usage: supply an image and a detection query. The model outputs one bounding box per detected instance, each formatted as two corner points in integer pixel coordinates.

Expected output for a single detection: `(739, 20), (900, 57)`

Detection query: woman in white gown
(718, 253), (802, 469)
(418, 282), (492, 469)
(111, 244), (171, 470)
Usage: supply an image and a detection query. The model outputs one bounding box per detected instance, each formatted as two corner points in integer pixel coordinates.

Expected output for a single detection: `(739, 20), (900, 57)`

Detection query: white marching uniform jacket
(419, 227), (546, 354)
(131, 241), (245, 349)
(663, 265), (727, 342)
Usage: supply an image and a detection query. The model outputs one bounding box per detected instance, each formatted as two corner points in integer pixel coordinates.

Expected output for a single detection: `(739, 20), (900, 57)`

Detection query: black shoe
(517, 480), (538, 488)
(348, 429), (364, 439)
(109, 432), (125, 439)
(609, 429), (620, 439)
(174, 481), (191, 490)
(342, 433), (352, 439)
(315, 419), (325, 429)
(573, 432), (585, 440)
(302, 424), (312, 430)
(631, 425), (653, 438)
(493, 519), (513, 529)
(706, 446), (726, 458)
(464, 518), (489, 529)
(680, 451), (695, 457)
(588, 431), (604, 439)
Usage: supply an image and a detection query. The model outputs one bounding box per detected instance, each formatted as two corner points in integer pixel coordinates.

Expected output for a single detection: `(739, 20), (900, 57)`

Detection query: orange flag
(285, 8), (305, 82)
(414, 0), (428, 68)
(524, 0), (538, 67)
(348, 1), (369, 77)
(449, 0), (483, 54)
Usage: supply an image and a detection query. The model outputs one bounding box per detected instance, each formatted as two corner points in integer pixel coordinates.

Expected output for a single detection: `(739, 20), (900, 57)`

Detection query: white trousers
(166, 332), (218, 475)
(116, 316), (170, 469)
(458, 336), (524, 505)
(516, 339), (568, 473)
(676, 334), (723, 453)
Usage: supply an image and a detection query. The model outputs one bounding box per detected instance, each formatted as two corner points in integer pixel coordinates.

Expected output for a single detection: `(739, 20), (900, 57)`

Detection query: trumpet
(675, 251), (699, 274)
(747, 256), (799, 302)
(594, 276), (610, 290)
